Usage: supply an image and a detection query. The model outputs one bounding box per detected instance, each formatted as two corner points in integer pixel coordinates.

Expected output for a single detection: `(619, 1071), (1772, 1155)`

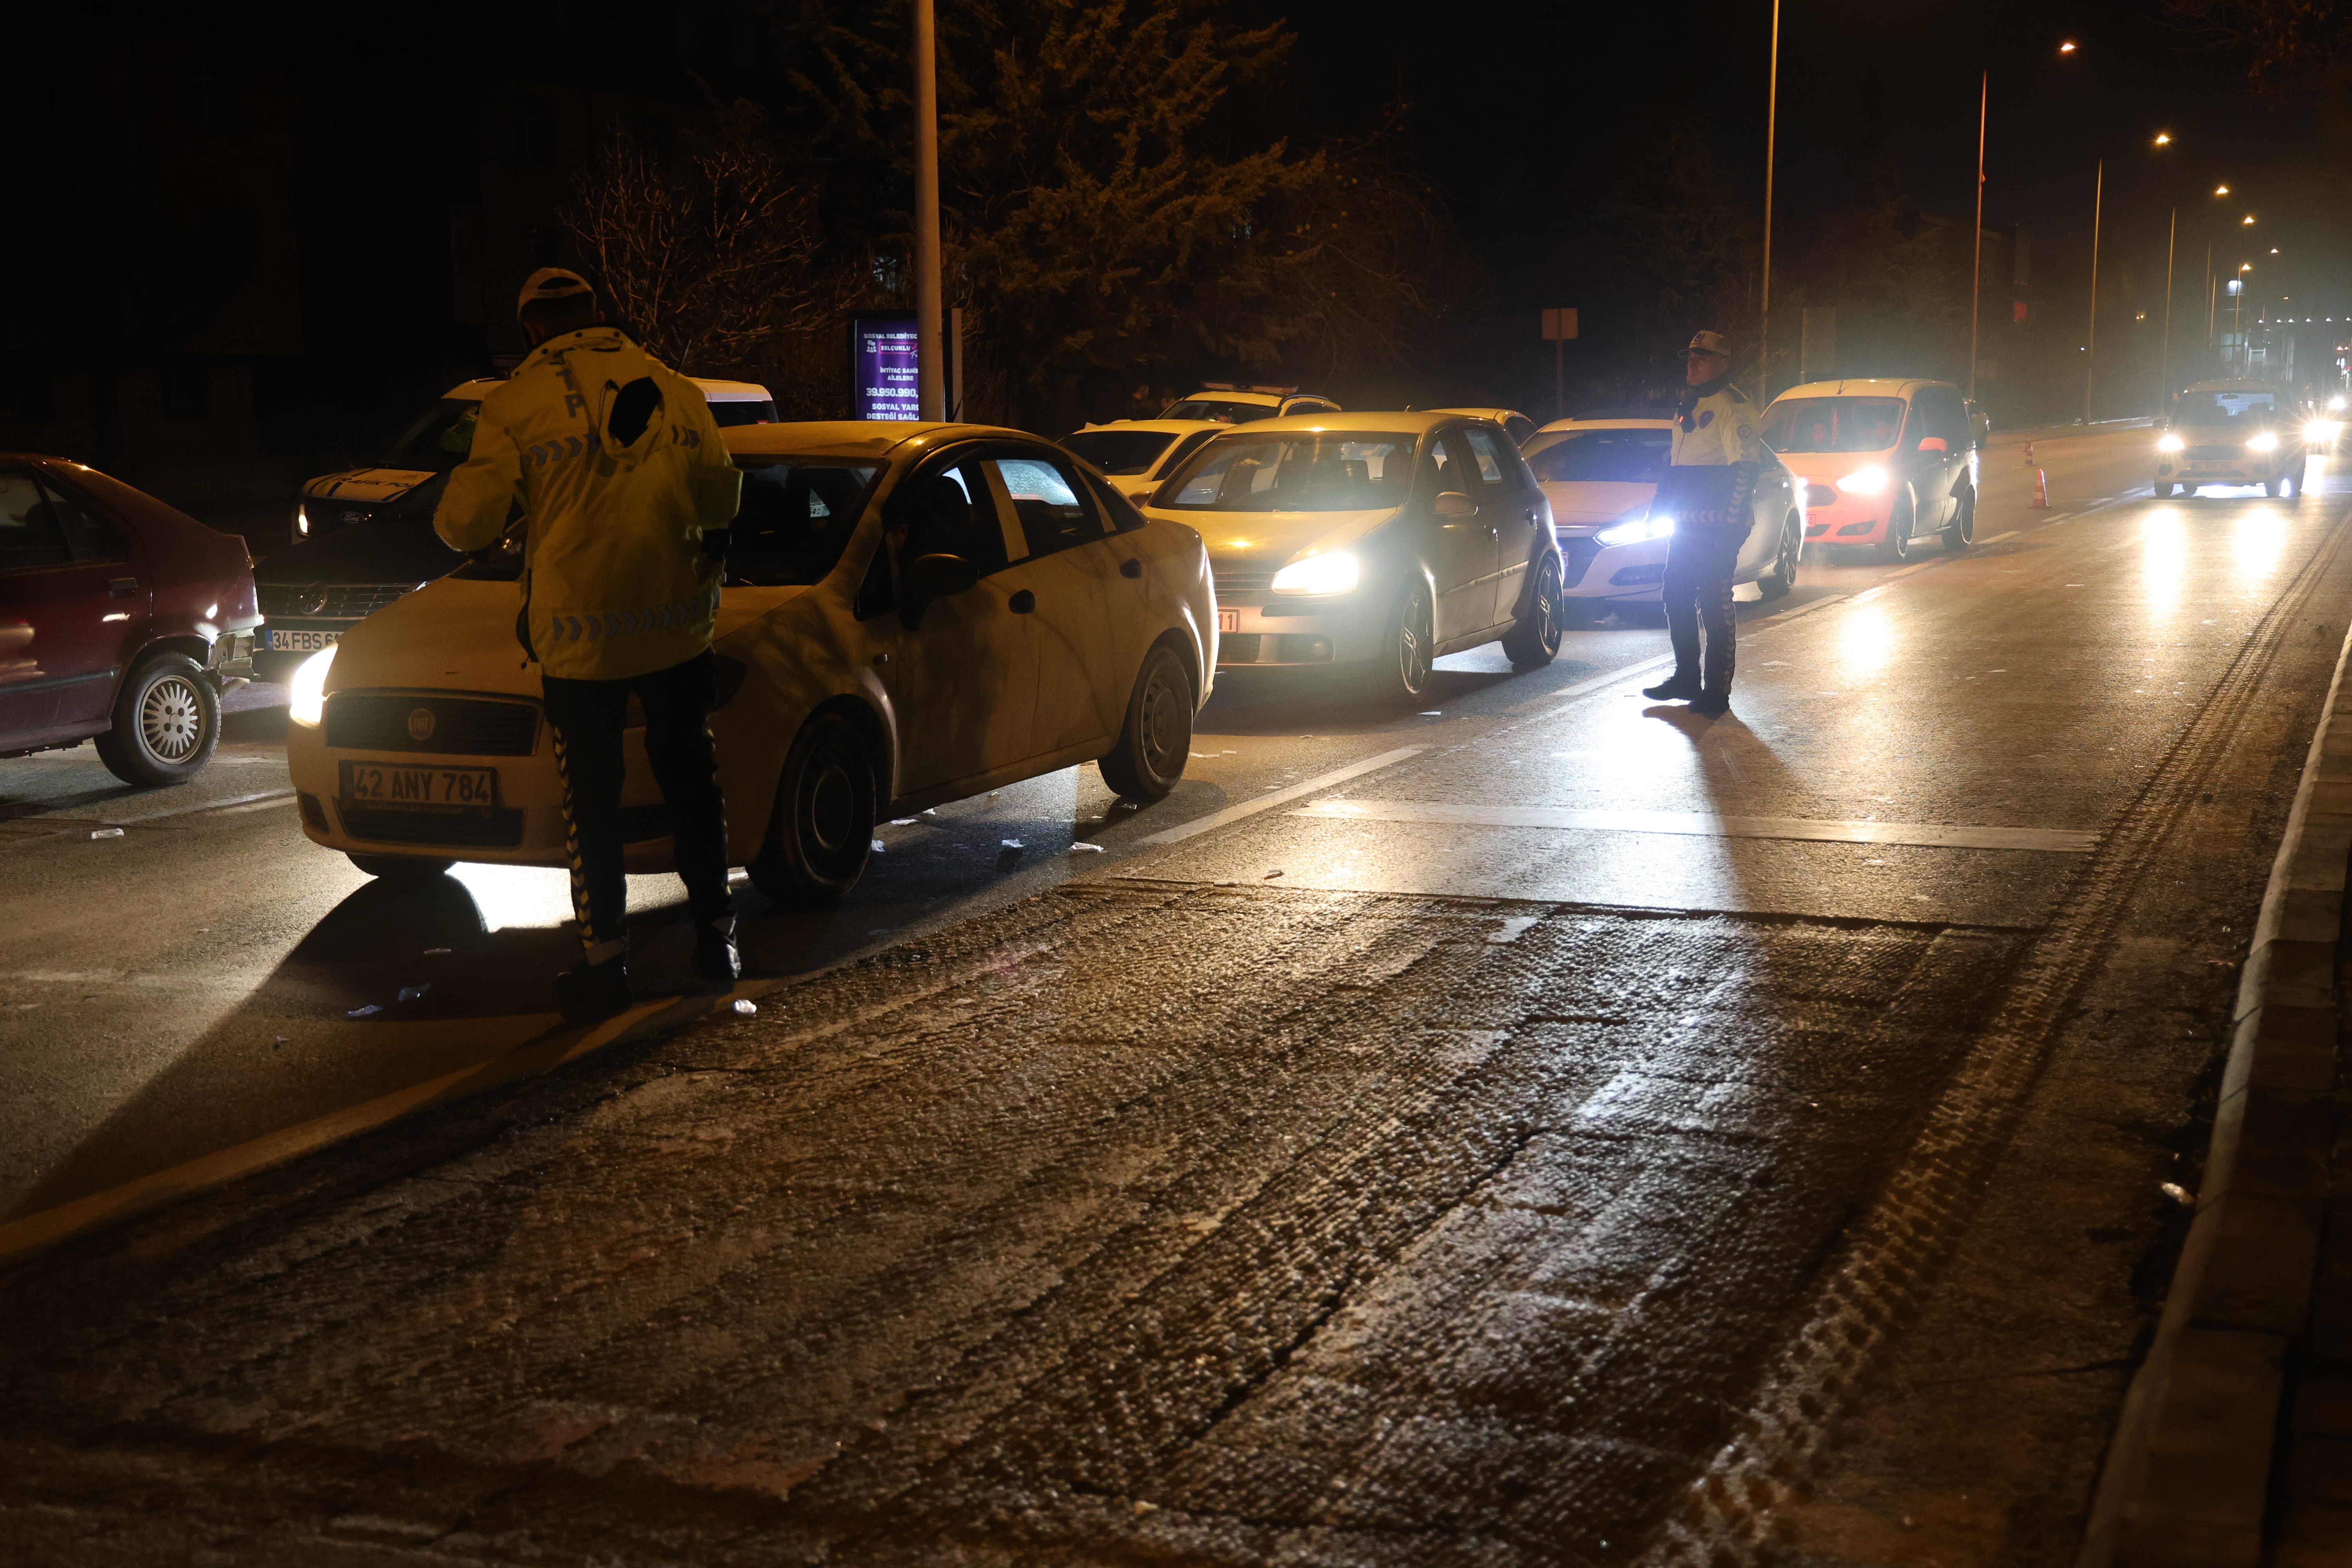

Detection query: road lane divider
(1131, 746), (1427, 848)
(1290, 800), (2098, 853)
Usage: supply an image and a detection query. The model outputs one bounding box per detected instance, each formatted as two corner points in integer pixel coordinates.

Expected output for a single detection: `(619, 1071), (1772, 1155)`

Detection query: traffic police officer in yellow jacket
(1643, 328), (1760, 718)
(436, 268), (745, 1010)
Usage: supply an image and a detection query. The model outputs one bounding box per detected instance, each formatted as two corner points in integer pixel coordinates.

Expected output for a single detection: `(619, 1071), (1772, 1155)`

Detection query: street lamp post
(913, 0), (944, 422)
(1759, 0), (1779, 402)
(1968, 71), (1987, 401)
(2085, 158), (2103, 423)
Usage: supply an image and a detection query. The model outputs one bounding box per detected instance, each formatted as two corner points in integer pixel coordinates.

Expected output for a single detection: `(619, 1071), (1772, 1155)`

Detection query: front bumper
(2156, 455), (2289, 486)
(1799, 492), (1889, 545)
(1558, 531), (1670, 602)
(287, 693), (683, 872)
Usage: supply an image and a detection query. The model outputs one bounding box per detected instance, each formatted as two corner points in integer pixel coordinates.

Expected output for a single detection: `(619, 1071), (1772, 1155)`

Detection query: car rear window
(1524, 427), (1672, 483)
(1760, 397), (1906, 453)
(1062, 429), (1176, 475)
(1160, 398), (1277, 425)
(728, 459), (881, 585)
(1158, 434), (1416, 513)
(707, 399), (777, 427)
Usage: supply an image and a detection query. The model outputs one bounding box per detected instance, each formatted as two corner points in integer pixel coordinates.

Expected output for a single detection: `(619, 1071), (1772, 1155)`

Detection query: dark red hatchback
(0, 457), (261, 785)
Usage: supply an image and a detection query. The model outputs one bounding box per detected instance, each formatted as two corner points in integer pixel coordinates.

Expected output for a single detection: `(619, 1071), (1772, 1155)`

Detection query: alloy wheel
(140, 674), (206, 762)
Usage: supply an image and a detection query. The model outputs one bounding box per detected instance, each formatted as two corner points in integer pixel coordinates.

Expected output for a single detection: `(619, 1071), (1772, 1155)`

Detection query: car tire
(1361, 577), (1435, 702)
(1757, 513), (1800, 600)
(1098, 642), (1193, 801)
(1500, 554), (1565, 668)
(748, 710), (875, 907)
(348, 853), (456, 880)
(1943, 486), (1975, 553)
(94, 652), (220, 787)
(1873, 492), (1916, 564)
(2155, 481), (2176, 498)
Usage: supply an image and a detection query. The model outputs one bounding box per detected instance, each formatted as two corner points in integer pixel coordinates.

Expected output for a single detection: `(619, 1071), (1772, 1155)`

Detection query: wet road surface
(2, 423), (2345, 1563)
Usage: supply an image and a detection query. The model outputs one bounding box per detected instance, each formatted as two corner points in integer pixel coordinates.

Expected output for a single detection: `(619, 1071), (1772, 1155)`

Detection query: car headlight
(295, 504), (310, 536)
(1596, 513), (1675, 548)
(2157, 433), (2185, 453)
(2247, 432), (2279, 452)
(2307, 421), (2337, 442)
(289, 644), (336, 726)
(1835, 465), (1889, 495)
(1269, 551), (1360, 596)
(2333, 397), (2347, 412)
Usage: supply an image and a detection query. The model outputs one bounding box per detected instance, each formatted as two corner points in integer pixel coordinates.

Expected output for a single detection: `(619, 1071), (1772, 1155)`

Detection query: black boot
(1689, 688), (1731, 718)
(1643, 672), (1702, 702)
(555, 956), (631, 1013)
(694, 919), (740, 988)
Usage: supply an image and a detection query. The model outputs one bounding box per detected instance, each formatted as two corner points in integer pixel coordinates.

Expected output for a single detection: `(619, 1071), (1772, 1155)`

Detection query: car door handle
(1009, 589), (1036, 613)
(1120, 557), (1143, 579)
(107, 577), (139, 597)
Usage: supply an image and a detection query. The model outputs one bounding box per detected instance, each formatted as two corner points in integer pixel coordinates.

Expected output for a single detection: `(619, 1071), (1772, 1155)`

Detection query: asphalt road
(3, 421), (2345, 1564)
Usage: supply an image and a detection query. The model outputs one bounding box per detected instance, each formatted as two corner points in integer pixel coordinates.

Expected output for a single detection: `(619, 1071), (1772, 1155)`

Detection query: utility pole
(1968, 71), (1987, 401)
(2160, 207), (2176, 417)
(913, 0), (944, 422)
(2084, 159), (2103, 423)
(1759, 0), (1779, 402)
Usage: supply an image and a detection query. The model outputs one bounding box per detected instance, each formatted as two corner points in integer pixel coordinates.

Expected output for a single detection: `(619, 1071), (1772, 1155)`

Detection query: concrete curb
(2078, 619), (2352, 1566)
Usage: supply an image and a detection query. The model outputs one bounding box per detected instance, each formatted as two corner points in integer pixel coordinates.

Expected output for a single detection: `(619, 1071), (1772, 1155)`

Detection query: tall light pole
(2160, 204), (2176, 416)
(1968, 70), (1987, 401)
(913, 0), (945, 422)
(1759, 0), (1779, 401)
(2085, 158), (2103, 423)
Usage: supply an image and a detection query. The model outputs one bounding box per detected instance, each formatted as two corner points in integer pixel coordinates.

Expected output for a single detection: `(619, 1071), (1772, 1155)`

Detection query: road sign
(1541, 309), (1578, 341)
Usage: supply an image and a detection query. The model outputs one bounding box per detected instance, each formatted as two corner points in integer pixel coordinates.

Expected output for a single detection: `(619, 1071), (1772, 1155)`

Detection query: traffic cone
(2032, 468), (2050, 508)
(2022, 439), (2035, 467)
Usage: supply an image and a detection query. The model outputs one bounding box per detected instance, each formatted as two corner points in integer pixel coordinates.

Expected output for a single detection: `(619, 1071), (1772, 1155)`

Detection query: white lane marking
(1134, 746), (1429, 848)
(1978, 531), (2020, 544)
(1290, 799), (2099, 853)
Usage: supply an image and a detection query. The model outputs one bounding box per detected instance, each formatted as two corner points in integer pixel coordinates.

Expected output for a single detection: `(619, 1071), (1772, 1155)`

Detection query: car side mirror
(907, 552), (980, 598)
(1916, 436), (1949, 454)
(1434, 490), (1476, 519)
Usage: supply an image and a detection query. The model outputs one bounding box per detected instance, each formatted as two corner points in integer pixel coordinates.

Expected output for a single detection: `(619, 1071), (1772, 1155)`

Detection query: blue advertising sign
(851, 313), (922, 421)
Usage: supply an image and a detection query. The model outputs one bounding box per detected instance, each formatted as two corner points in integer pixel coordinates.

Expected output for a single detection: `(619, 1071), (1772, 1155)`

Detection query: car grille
(2187, 445), (2243, 461)
(1215, 633), (1332, 665)
(1219, 633), (1262, 663)
(1212, 567), (1273, 606)
(339, 803), (527, 848)
(257, 582), (421, 620)
(324, 693), (541, 756)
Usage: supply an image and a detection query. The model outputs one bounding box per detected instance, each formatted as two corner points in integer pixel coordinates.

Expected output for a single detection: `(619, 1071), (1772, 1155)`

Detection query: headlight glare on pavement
(289, 644), (336, 726)
(1269, 551), (1360, 596)
(1597, 513), (1675, 548)
(2247, 432), (2280, 452)
(1835, 466), (1889, 495)
(2157, 433), (2185, 453)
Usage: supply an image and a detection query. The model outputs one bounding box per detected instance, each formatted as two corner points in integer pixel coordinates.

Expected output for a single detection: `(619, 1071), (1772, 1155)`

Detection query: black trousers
(1662, 524), (1741, 694)
(541, 651), (733, 963)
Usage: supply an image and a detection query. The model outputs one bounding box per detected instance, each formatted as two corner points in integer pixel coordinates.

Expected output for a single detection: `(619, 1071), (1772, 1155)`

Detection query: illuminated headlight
(2157, 433), (2185, 453)
(2246, 432), (2279, 452)
(2334, 397), (2347, 411)
(295, 504), (310, 536)
(1269, 551), (1360, 596)
(1597, 513), (1675, 548)
(2306, 421), (2339, 442)
(1835, 465), (1889, 495)
(289, 644), (336, 726)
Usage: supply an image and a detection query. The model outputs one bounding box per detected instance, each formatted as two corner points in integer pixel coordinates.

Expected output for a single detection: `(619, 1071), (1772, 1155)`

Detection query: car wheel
(348, 853), (456, 879)
(1873, 492), (1916, 564)
(1500, 554), (1565, 668)
(748, 710), (875, 907)
(1361, 577), (1434, 702)
(1098, 642), (1193, 801)
(94, 652), (220, 787)
(1757, 512), (1800, 600)
(1943, 486), (1975, 553)
(2154, 481), (2176, 498)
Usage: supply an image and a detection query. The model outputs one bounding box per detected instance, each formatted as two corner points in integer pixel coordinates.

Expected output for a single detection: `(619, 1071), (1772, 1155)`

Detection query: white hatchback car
(284, 423), (1216, 904)
(1522, 417), (1802, 615)
(1062, 420), (1229, 504)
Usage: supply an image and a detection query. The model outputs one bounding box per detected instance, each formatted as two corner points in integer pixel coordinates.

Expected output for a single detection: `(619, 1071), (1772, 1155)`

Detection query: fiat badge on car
(407, 707), (436, 742)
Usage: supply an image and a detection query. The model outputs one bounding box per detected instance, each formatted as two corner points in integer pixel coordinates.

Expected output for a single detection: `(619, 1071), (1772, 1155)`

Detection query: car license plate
(267, 628), (340, 652)
(1217, 609), (1240, 633)
(340, 761), (498, 811)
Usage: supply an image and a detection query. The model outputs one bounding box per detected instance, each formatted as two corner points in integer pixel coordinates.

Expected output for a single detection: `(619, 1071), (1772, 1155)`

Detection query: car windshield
(1760, 397), (1906, 453)
(1524, 427), (1671, 483)
(1158, 433), (1416, 513)
(2173, 390), (2277, 426)
(1062, 429), (1176, 475)
(728, 459), (882, 585)
(382, 398), (483, 470)
(1160, 397), (1277, 425)
(708, 398), (776, 428)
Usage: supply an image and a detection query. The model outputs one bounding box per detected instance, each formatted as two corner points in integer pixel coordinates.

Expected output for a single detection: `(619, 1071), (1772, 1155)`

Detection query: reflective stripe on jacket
(433, 325), (742, 681)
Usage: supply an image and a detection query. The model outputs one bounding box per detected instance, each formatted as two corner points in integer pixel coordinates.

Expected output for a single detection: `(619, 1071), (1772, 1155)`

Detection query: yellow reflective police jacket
(434, 326), (742, 681)
(1658, 381), (1762, 528)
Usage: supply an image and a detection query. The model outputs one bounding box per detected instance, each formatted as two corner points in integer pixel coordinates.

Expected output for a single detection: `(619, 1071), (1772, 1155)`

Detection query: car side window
(895, 461), (1010, 573)
(1463, 427), (1515, 490)
(37, 477), (130, 563)
(1437, 429), (1494, 498)
(0, 469), (73, 572)
(988, 454), (1103, 557)
(728, 460), (878, 587)
(1935, 389), (1969, 445)
(1155, 429), (1218, 481)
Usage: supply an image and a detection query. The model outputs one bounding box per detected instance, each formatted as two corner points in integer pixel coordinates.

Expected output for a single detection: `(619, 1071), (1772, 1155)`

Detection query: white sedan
(1522, 417), (1803, 617)
(284, 422), (1217, 904)
(1062, 420), (1230, 504)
